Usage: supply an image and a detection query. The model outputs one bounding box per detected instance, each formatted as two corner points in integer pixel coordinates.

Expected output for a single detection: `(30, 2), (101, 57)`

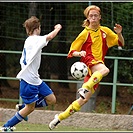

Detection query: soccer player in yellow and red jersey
(49, 5), (124, 130)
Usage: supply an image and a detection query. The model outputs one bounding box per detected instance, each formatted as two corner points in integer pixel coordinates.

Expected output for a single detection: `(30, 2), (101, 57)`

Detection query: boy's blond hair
(23, 16), (40, 36)
(82, 5), (101, 27)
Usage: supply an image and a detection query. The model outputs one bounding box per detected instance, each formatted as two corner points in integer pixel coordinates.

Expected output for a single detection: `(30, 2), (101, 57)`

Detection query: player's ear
(99, 15), (101, 20)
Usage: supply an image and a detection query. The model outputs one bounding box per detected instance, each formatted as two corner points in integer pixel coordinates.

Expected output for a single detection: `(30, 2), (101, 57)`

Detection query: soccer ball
(70, 62), (88, 80)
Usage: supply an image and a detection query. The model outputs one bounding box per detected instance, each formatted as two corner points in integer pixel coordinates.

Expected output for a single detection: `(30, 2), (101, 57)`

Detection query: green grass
(0, 122), (128, 132)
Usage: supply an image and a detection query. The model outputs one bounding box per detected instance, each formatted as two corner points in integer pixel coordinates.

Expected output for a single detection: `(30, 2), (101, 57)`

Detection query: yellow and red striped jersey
(68, 26), (122, 67)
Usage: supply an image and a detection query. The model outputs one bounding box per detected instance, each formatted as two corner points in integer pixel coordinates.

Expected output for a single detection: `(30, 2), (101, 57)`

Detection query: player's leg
(18, 81), (56, 111)
(49, 91), (92, 130)
(1, 102), (35, 132)
(19, 102), (35, 118)
(16, 103), (28, 121)
(15, 95), (48, 112)
(37, 81), (56, 106)
(15, 94), (55, 122)
(15, 94), (52, 112)
(15, 81), (55, 116)
(1, 79), (38, 131)
(79, 63), (109, 99)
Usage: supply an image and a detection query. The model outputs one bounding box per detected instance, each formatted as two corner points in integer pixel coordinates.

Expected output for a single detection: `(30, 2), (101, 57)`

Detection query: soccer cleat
(0, 126), (16, 132)
(49, 114), (60, 130)
(15, 104), (28, 121)
(78, 88), (89, 99)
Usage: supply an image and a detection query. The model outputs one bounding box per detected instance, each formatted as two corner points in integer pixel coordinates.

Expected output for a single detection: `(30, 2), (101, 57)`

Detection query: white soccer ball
(70, 62), (88, 80)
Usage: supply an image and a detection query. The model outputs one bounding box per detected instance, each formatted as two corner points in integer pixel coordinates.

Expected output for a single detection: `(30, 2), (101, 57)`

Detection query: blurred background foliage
(0, 2), (133, 86)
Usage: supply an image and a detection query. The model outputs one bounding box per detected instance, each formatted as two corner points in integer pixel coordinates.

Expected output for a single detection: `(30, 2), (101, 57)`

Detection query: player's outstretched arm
(46, 24), (62, 42)
(114, 23), (125, 46)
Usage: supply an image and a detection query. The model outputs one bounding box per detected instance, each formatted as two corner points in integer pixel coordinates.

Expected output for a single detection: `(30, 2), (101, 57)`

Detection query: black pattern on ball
(70, 62), (88, 80)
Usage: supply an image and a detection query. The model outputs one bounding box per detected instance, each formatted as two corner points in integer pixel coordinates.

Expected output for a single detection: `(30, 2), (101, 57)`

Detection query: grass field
(0, 122), (128, 132)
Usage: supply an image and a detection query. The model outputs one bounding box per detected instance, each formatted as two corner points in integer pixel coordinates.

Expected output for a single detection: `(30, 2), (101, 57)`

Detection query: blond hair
(23, 16), (40, 36)
(82, 5), (101, 27)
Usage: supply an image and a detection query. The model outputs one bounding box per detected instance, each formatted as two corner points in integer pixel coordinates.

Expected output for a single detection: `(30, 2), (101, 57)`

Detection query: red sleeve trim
(118, 40), (123, 47)
(67, 50), (77, 58)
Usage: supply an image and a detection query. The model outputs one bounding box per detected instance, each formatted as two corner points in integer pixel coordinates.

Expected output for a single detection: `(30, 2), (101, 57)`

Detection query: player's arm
(103, 26), (123, 48)
(68, 29), (88, 58)
(114, 24), (125, 46)
(72, 51), (86, 57)
(46, 24), (62, 41)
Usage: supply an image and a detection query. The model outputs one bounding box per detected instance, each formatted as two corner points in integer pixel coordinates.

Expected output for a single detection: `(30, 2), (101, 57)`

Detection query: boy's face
(87, 9), (101, 26)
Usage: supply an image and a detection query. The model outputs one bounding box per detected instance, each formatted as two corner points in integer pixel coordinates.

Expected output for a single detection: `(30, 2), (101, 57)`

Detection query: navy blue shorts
(20, 79), (53, 104)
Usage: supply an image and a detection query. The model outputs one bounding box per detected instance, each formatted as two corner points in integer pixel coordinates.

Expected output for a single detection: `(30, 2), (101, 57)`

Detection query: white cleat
(49, 114), (60, 130)
(78, 88), (89, 99)
(0, 126), (16, 132)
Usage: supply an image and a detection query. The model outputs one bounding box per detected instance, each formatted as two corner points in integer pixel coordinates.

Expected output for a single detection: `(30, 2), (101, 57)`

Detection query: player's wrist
(78, 52), (81, 57)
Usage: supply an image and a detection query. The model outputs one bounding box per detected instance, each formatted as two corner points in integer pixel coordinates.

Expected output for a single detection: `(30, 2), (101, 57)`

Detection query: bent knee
(106, 67), (110, 73)
(50, 97), (56, 105)
(46, 95), (56, 105)
(105, 67), (110, 75)
(102, 67), (110, 76)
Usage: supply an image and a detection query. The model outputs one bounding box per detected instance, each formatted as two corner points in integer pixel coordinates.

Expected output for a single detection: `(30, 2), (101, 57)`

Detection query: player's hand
(114, 24), (122, 34)
(54, 24), (62, 30)
(79, 51), (86, 57)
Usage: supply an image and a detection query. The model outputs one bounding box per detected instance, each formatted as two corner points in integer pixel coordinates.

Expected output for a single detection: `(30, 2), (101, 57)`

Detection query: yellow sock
(58, 100), (81, 121)
(82, 71), (102, 92)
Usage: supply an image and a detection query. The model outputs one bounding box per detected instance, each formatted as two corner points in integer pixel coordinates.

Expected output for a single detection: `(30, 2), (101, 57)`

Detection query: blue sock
(3, 112), (24, 127)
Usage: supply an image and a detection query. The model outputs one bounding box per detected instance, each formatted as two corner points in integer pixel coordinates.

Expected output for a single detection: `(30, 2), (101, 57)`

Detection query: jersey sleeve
(102, 27), (121, 48)
(36, 35), (49, 49)
(67, 29), (88, 58)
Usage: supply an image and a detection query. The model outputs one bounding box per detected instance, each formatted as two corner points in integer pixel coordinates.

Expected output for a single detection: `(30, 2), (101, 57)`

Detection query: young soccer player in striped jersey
(0, 16), (62, 132)
(49, 5), (124, 130)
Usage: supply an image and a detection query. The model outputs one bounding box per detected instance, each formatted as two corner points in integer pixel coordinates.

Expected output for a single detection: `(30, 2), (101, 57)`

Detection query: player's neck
(32, 29), (40, 36)
(88, 24), (100, 31)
